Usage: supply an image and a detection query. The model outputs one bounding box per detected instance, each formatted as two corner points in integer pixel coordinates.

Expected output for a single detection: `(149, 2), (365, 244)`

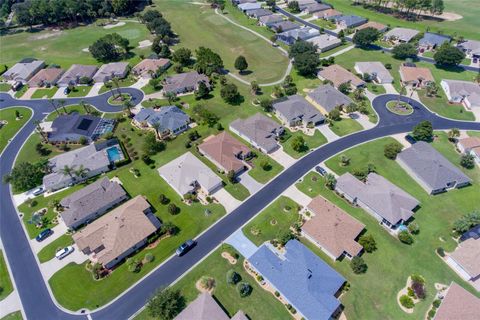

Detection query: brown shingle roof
(198, 132), (250, 173)
(356, 21), (387, 31)
(399, 66), (434, 83)
(133, 58), (170, 76)
(458, 137), (480, 150)
(314, 9), (341, 18)
(73, 195), (158, 266)
(27, 68), (64, 87)
(318, 64), (365, 88)
(435, 282), (480, 320)
(304, 196), (365, 258)
(450, 237), (480, 278)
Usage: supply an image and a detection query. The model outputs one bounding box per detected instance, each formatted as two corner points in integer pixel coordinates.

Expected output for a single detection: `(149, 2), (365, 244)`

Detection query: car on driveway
(35, 229), (53, 242)
(405, 135), (416, 145)
(55, 246), (74, 260)
(176, 239), (196, 257)
(315, 166), (327, 176)
(32, 186), (45, 196)
(63, 87), (70, 95)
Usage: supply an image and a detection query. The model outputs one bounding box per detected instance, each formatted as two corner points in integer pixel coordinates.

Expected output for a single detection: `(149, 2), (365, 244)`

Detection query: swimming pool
(106, 146), (123, 162)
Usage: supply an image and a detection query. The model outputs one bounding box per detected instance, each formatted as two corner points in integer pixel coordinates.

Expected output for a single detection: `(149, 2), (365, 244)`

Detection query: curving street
(0, 91), (479, 320)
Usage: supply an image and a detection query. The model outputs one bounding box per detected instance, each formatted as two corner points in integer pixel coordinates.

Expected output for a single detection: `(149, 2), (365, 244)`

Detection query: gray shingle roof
(397, 141), (471, 192)
(163, 71), (210, 94)
(384, 28), (419, 42)
(336, 172), (420, 225)
(259, 14), (284, 25)
(305, 3), (331, 13)
(59, 177), (126, 228)
(3, 60), (45, 82)
(57, 64), (98, 86)
(174, 293), (229, 320)
(246, 8), (272, 18)
(273, 94), (324, 124)
(419, 32), (451, 47)
(334, 15), (367, 27)
(49, 113), (101, 141)
(307, 84), (353, 112)
(92, 62), (129, 82)
(270, 20), (301, 32)
(133, 106), (189, 133)
(354, 61), (393, 83)
(248, 240), (345, 320)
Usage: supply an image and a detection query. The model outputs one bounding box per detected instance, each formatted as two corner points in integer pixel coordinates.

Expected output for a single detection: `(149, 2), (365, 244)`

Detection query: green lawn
(0, 312), (22, 320)
(293, 134), (480, 319)
(0, 250), (14, 301)
(45, 104), (90, 121)
(1, 20), (151, 68)
(366, 82), (386, 95)
(329, 118), (364, 136)
(0, 82), (12, 92)
(67, 86), (92, 97)
(242, 196), (301, 246)
(318, 43), (352, 58)
(417, 90), (475, 121)
(312, 18), (337, 30)
(467, 131), (480, 138)
(14, 85), (28, 98)
(248, 152), (284, 184)
(155, 0), (289, 84)
(280, 129), (327, 159)
(37, 234), (74, 263)
(134, 246), (291, 320)
(0, 107), (32, 153)
(31, 87), (58, 99)
(98, 75), (137, 94)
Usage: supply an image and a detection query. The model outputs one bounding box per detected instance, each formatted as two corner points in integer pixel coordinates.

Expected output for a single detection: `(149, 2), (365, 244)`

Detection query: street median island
(386, 100), (413, 116)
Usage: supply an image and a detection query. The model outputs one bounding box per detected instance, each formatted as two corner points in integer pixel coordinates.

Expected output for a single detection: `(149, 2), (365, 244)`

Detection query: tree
(195, 81), (210, 99)
(408, 222), (420, 235)
(192, 104), (219, 127)
(3, 161), (47, 192)
(237, 282), (252, 297)
(160, 221), (179, 236)
(34, 120), (48, 143)
(289, 41), (319, 76)
(391, 43), (417, 59)
(384, 141), (403, 159)
(287, 1), (300, 13)
(226, 170), (236, 184)
(324, 173), (336, 190)
(359, 234), (377, 253)
(168, 203), (179, 215)
(346, 103), (358, 114)
(431, 0), (444, 15)
(447, 128), (460, 141)
(226, 269), (241, 285)
(434, 44), (465, 66)
(453, 212), (480, 233)
(146, 288), (185, 320)
(291, 135), (306, 152)
(143, 132), (165, 155)
(339, 154), (350, 166)
(412, 121), (433, 141)
(158, 44), (171, 59)
(353, 87), (365, 101)
(220, 83), (240, 104)
(234, 55), (248, 73)
(329, 109), (341, 121)
(338, 82), (351, 95)
(260, 98), (273, 112)
(425, 81), (439, 97)
(460, 154), (475, 169)
(250, 81), (260, 95)
(352, 27), (380, 48)
(60, 165), (75, 180)
(398, 230), (414, 244)
(350, 256), (367, 274)
(195, 47), (224, 75)
(172, 47), (192, 66)
(89, 33), (130, 62)
(158, 194), (170, 205)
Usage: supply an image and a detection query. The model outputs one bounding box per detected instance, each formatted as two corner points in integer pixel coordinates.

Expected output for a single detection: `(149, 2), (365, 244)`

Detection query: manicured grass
(0, 82), (11, 92)
(134, 246), (291, 320)
(14, 85), (28, 98)
(0, 250), (14, 301)
(98, 76), (137, 94)
(366, 82), (386, 95)
(293, 135), (480, 319)
(37, 234), (74, 263)
(0, 312), (23, 320)
(31, 87), (58, 99)
(280, 129), (327, 159)
(318, 43), (352, 58)
(248, 152), (284, 184)
(45, 104), (91, 121)
(1, 20), (151, 68)
(242, 196), (301, 246)
(67, 86), (92, 97)
(0, 107), (32, 153)
(107, 93), (131, 105)
(386, 100), (413, 115)
(329, 118), (364, 136)
(155, 0), (289, 84)
(312, 18), (336, 30)
(417, 90), (475, 121)
(467, 131), (480, 138)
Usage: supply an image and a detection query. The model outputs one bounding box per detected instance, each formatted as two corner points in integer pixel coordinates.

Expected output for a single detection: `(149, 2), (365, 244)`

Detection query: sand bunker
(103, 21), (126, 29)
(137, 40), (152, 49)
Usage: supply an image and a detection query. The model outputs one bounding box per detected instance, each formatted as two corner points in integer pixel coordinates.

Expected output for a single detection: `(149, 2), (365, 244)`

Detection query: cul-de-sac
(0, 1), (479, 320)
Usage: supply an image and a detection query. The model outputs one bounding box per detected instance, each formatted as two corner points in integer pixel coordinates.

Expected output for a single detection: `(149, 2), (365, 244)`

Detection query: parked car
(55, 246), (74, 260)
(176, 239), (196, 256)
(315, 166), (327, 176)
(63, 87), (70, 95)
(405, 134), (416, 145)
(32, 186), (45, 196)
(35, 229), (53, 242)
(11, 81), (22, 91)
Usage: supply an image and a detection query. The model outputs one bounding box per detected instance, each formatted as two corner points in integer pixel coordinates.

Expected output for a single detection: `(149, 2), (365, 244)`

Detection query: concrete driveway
(86, 83), (103, 97)
(283, 186), (312, 207)
(212, 188), (241, 213)
(269, 147), (296, 168)
(224, 229), (258, 259)
(382, 84), (398, 95)
(317, 124), (339, 142)
(29, 223), (68, 254)
(238, 171), (264, 194)
(39, 244), (88, 280)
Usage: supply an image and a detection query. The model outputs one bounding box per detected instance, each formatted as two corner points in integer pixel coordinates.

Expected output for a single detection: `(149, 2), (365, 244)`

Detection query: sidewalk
(52, 88), (68, 99)
(0, 291), (22, 318)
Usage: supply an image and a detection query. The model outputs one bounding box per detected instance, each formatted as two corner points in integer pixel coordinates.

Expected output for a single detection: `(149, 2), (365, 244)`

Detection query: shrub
(256, 275), (263, 282)
(199, 276), (216, 291)
(226, 270), (241, 285)
(168, 203), (179, 215)
(436, 247), (445, 257)
(274, 291), (280, 297)
(408, 222), (420, 235)
(460, 154), (475, 169)
(358, 234), (377, 253)
(428, 309), (436, 319)
(384, 141), (403, 159)
(453, 212), (480, 233)
(144, 253), (154, 263)
(411, 274), (425, 285)
(350, 256), (367, 274)
(236, 282), (252, 297)
(398, 231), (414, 245)
(412, 281), (426, 299)
(147, 288), (185, 320)
(158, 194), (170, 205)
(407, 287), (415, 297)
(399, 295), (414, 309)
(432, 299), (441, 308)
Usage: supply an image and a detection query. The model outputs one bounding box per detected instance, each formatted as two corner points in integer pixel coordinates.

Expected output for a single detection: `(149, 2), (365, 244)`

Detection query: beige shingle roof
(174, 293), (229, 320)
(318, 64), (365, 88)
(450, 237), (480, 278)
(435, 282), (480, 320)
(458, 137), (480, 150)
(399, 66), (434, 83)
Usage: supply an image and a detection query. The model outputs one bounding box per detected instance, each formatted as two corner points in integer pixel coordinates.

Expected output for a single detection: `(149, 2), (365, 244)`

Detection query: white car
(32, 187), (45, 196)
(55, 246), (74, 260)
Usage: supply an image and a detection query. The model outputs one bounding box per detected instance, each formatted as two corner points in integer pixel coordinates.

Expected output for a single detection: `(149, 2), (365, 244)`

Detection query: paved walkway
(224, 229), (258, 259)
(52, 88), (67, 99)
(21, 88), (37, 99)
(212, 188), (241, 213)
(283, 185), (312, 207)
(382, 83), (398, 95)
(351, 112), (375, 129)
(0, 291), (23, 318)
(238, 171), (264, 194)
(323, 44), (355, 59)
(269, 147), (296, 168)
(131, 78), (149, 90)
(29, 222), (68, 254)
(317, 124), (339, 142)
(39, 244), (87, 280)
(86, 83), (103, 97)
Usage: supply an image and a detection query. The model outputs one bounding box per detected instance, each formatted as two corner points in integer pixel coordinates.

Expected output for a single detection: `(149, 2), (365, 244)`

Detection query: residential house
(27, 68), (64, 87)
(42, 140), (119, 191)
(307, 34), (342, 53)
(434, 282), (480, 320)
(397, 141), (472, 194)
(198, 132), (251, 175)
(270, 20), (301, 33)
(356, 21), (387, 33)
(383, 27), (419, 43)
(258, 14), (284, 27)
(238, 2), (261, 12)
(445, 237), (480, 287)
(457, 136), (480, 165)
(440, 79), (480, 109)
(277, 27), (320, 45)
(306, 84), (353, 114)
(229, 113), (284, 154)
(163, 71), (210, 95)
(59, 177), (127, 229)
(302, 196), (365, 260)
(335, 172), (420, 231)
(334, 15), (367, 29)
(304, 3), (331, 14)
(418, 32), (451, 51)
(132, 106), (190, 138)
(399, 65), (434, 88)
(289, 0), (317, 11)
(132, 58), (171, 79)
(248, 240), (346, 320)
(57, 64), (98, 87)
(457, 39), (480, 59)
(73, 195), (160, 269)
(317, 64), (366, 89)
(314, 8), (342, 20)
(158, 152), (223, 197)
(3, 60), (45, 84)
(233, 0), (256, 5)
(272, 94), (325, 127)
(174, 292), (248, 320)
(92, 62), (129, 83)
(354, 61), (393, 84)
(41, 113), (115, 143)
(246, 8), (272, 19)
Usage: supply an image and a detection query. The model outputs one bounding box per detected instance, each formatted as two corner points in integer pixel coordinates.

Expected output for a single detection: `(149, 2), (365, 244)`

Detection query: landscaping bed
(386, 100), (413, 115)
(107, 93), (132, 105)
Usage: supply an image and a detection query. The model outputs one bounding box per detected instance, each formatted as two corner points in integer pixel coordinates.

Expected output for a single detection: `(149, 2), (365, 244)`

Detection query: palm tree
(34, 120), (48, 143)
(112, 76), (121, 98)
(105, 81), (116, 99)
(60, 165), (75, 181)
(59, 99), (67, 114)
(447, 128), (460, 142)
(80, 100), (90, 114)
(353, 87), (365, 101)
(151, 121), (161, 139)
(397, 85), (407, 106)
(48, 98), (60, 115)
(74, 165), (88, 181)
(123, 100), (133, 116)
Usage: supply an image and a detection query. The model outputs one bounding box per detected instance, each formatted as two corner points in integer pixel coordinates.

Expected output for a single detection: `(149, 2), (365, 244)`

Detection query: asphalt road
(1, 91), (479, 320)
